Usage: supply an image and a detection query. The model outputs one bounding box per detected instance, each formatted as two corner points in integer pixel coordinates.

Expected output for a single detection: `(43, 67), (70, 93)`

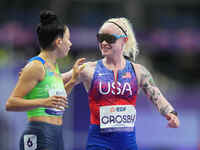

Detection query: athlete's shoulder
(27, 60), (45, 72)
(131, 63), (146, 72)
(131, 62), (147, 80)
(21, 59), (45, 81)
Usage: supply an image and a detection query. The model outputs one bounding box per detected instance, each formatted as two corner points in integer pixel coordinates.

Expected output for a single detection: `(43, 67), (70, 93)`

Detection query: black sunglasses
(96, 33), (127, 44)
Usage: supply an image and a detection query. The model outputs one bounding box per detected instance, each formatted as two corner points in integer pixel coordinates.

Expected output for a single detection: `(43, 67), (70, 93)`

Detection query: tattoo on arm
(141, 66), (160, 102)
(160, 105), (174, 116)
(140, 66), (174, 115)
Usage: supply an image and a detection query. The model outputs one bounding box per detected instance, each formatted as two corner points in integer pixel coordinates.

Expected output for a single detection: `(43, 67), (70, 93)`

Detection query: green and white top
(24, 56), (67, 118)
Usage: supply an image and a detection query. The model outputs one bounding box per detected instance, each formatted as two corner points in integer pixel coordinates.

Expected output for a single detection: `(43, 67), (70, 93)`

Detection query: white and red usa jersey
(88, 59), (138, 125)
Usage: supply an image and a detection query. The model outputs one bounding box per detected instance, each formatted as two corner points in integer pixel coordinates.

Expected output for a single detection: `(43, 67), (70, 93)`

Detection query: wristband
(170, 111), (178, 116)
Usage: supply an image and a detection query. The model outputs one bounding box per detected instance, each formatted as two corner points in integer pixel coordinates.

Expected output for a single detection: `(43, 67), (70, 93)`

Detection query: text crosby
(101, 114), (135, 125)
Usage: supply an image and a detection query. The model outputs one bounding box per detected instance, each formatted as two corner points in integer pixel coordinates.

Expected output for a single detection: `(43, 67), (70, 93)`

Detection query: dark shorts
(20, 121), (64, 150)
(86, 124), (138, 150)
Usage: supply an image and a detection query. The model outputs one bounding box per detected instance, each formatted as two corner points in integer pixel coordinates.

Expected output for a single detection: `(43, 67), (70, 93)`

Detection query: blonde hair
(102, 17), (139, 62)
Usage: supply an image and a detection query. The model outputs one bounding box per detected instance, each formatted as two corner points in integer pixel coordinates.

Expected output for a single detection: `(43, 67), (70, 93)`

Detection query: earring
(124, 37), (128, 42)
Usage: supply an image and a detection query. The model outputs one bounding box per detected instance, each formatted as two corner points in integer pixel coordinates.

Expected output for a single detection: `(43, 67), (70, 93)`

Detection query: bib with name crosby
(88, 59), (138, 129)
(100, 105), (136, 132)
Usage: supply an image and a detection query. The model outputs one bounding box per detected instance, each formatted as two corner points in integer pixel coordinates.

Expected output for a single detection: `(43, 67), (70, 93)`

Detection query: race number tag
(24, 135), (37, 150)
(48, 89), (67, 98)
(100, 105), (136, 131)
(45, 89), (67, 115)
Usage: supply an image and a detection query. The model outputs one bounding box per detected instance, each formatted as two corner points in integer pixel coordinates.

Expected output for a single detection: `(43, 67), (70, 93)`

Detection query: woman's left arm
(134, 63), (180, 128)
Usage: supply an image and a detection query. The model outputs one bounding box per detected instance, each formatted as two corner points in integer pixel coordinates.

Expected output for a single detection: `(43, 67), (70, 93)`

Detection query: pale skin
(6, 27), (85, 125)
(62, 21), (180, 128)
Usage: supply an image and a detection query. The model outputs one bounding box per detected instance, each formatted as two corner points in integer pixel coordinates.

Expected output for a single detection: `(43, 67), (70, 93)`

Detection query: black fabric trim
(107, 21), (127, 36)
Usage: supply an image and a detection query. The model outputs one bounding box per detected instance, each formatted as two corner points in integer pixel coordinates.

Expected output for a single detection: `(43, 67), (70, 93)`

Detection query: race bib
(24, 135), (37, 150)
(45, 89), (67, 115)
(100, 105), (136, 132)
(48, 88), (67, 97)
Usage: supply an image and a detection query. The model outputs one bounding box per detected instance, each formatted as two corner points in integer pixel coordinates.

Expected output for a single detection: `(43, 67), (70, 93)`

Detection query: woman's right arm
(6, 61), (66, 111)
(64, 58), (86, 95)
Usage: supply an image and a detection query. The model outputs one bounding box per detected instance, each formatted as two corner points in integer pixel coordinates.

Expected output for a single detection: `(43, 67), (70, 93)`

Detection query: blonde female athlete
(6, 10), (85, 150)
(62, 17), (180, 150)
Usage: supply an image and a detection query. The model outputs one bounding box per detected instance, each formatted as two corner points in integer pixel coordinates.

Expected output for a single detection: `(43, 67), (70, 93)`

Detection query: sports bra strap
(29, 56), (46, 64)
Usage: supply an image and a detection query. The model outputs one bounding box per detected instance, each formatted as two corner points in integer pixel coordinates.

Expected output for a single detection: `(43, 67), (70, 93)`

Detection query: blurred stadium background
(0, 0), (199, 150)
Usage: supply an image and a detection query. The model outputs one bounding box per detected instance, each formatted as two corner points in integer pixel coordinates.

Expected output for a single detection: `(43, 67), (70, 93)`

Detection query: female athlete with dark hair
(6, 10), (85, 150)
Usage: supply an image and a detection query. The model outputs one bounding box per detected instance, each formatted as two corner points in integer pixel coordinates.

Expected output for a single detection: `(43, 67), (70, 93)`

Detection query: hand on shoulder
(80, 61), (97, 73)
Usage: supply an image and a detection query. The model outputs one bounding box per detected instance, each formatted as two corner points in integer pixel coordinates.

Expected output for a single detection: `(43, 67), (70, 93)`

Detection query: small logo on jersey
(24, 135), (37, 150)
(48, 71), (55, 76)
(122, 72), (131, 79)
(47, 70), (62, 79)
(98, 73), (108, 76)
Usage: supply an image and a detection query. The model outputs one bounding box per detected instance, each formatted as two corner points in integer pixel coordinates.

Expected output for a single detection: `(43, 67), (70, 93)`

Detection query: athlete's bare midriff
(28, 116), (63, 125)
